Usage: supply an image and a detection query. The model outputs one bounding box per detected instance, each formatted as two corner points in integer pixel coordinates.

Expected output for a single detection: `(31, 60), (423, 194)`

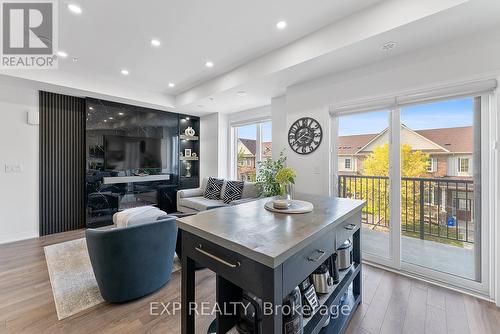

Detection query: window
(335, 93), (487, 285)
(426, 157), (437, 172)
(233, 121), (272, 181)
(458, 158), (469, 173)
(344, 158), (351, 169)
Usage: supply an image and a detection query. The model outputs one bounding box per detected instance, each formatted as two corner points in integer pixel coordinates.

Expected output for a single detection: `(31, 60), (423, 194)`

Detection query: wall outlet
(5, 164), (22, 173)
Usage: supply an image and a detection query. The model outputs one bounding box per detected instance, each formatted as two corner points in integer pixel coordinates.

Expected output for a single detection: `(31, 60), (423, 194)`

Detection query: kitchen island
(177, 194), (365, 334)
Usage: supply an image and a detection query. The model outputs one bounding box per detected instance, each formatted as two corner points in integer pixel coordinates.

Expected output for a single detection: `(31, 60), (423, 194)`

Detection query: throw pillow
(204, 177), (224, 200)
(223, 180), (245, 204)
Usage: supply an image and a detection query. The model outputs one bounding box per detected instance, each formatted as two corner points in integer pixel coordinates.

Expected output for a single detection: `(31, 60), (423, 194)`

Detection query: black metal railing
(338, 175), (474, 244)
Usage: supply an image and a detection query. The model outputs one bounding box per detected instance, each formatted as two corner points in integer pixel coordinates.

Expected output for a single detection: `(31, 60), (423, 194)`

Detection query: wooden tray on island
(264, 199), (314, 214)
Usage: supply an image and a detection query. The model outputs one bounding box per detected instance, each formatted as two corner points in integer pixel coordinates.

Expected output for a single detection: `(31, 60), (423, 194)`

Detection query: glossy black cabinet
(85, 99), (197, 227)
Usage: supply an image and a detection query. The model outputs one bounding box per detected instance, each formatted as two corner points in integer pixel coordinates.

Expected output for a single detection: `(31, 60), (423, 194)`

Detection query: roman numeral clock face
(288, 117), (323, 155)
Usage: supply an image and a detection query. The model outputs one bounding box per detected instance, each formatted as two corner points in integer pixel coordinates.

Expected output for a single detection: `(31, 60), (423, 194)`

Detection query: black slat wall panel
(39, 91), (86, 236)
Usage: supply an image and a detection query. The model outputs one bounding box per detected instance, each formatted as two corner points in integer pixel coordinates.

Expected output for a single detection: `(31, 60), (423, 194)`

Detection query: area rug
(44, 238), (181, 320)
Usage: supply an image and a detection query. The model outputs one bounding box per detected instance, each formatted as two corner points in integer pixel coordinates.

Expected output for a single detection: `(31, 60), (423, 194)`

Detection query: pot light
(57, 51), (68, 58)
(237, 91), (247, 97)
(381, 41), (397, 51)
(121, 69), (130, 76)
(276, 20), (287, 30)
(108, 117), (113, 120)
(88, 106), (94, 110)
(103, 119), (107, 123)
(118, 112), (124, 116)
(68, 4), (82, 14)
(185, 117), (190, 120)
(151, 39), (161, 47)
(205, 61), (214, 68)
(168, 82), (175, 88)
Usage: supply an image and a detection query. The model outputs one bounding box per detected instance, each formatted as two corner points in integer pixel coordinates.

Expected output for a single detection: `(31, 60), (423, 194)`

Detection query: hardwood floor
(1, 230), (499, 334)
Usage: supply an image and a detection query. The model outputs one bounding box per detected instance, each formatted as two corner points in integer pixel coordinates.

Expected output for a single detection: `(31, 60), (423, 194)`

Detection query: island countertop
(176, 194), (365, 268)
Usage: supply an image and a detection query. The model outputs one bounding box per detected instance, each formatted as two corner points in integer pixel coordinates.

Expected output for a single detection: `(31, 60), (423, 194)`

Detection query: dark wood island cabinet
(177, 194), (365, 334)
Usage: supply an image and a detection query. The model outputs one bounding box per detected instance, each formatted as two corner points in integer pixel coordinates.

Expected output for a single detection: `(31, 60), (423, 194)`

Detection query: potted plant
(275, 167), (296, 201)
(256, 151), (296, 208)
(256, 151), (287, 197)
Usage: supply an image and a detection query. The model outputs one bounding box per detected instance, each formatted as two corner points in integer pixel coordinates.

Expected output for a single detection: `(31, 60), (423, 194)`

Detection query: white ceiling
(57, 0), (382, 94)
(1, 0), (499, 115)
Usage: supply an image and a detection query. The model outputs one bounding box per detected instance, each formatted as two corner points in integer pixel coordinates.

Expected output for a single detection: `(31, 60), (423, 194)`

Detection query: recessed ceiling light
(118, 112), (124, 116)
(237, 91), (247, 97)
(68, 4), (82, 14)
(185, 117), (190, 121)
(72, 57), (78, 63)
(88, 106), (94, 110)
(168, 82), (175, 88)
(103, 119), (107, 122)
(121, 69), (129, 75)
(108, 117), (113, 120)
(276, 20), (287, 30)
(205, 61), (214, 68)
(57, 51), (68, 58)
(381, 41), (397, 51)
(151, 39), (161, 47)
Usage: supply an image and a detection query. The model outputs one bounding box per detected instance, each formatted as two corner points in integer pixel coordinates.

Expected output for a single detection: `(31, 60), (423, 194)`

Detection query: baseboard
(0, 230), (39, 245)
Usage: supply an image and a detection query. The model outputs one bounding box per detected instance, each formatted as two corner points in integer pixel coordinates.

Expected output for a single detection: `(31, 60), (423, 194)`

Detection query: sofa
(177, 177), (260, 213)
(85, 211), (177, 303)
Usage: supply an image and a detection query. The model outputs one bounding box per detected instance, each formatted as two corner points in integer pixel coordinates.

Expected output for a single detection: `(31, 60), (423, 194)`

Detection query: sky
(234, 98), (474, 140)
(339, 97), (474, 136)
(236, 121), (272, 141)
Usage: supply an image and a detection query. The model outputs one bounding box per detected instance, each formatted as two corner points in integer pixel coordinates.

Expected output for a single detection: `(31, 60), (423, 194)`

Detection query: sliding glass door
(338, 110), (392, 261)
(400, 97), (481, 281)
(333, 91), (491, 291)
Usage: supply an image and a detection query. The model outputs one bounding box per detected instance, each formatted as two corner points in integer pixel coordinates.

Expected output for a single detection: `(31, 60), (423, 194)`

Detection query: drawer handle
(345, 224), (357, 230)
(195, 245), (241, 269)
(307, 249), (326, 262)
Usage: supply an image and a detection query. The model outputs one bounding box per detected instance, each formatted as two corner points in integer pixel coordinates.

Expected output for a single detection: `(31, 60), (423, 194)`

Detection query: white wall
(200, 112), (230, 180)
(271, 96), (287, 160)
(228, 105), (271, 124)
(200, 113), (219, 180)
(0, 84), (39, 244)
(280, 31), (500, 196)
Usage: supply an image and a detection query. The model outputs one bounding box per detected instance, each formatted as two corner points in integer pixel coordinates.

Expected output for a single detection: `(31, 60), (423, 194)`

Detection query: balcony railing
(338, 175), (475, 245)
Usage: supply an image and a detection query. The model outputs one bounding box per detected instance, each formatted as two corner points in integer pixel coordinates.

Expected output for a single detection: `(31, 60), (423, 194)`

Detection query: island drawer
(335, 212), (361, 248)
(282, 230), (336, 294)
(181, 232), (271, 296)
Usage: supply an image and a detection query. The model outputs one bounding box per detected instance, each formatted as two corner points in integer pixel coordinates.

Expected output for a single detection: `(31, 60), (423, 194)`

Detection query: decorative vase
(280, 183), (293, 201)
(185, 126), (195, 136)
(273, 183), (292, 209)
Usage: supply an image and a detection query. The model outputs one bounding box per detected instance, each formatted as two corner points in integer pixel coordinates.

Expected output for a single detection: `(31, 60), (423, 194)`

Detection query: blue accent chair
(85, 217), (178, 303)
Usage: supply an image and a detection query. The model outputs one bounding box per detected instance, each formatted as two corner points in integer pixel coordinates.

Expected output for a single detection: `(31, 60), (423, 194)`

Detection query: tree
(237, 147), (246, 165)
(343, 144), (429, 230)
(363, 144), (429, 177)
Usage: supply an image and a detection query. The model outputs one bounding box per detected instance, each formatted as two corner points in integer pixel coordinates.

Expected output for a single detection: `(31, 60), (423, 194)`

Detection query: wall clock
(288, 117), (322, 155)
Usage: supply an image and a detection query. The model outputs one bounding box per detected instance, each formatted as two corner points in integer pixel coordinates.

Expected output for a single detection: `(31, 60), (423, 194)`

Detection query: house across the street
(338, 125), (473, 179)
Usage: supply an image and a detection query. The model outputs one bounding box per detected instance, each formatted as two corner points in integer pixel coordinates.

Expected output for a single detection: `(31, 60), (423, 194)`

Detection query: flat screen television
(104, 135), (162, 171)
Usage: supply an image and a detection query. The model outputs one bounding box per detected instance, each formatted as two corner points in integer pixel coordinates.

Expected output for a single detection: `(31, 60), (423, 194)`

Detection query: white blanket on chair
(113, 206), (167, 228)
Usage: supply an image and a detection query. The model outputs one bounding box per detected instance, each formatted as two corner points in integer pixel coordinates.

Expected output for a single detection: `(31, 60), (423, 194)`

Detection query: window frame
(427, 157), (437, 173)
(231, 119), (272, 181)
(330, 88), (495, 299)
(458, 157), (470, 174)
(344, 158), (352, 170)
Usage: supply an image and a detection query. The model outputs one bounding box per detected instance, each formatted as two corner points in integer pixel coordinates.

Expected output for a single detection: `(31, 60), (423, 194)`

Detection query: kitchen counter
(178, 193), (365, 334)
